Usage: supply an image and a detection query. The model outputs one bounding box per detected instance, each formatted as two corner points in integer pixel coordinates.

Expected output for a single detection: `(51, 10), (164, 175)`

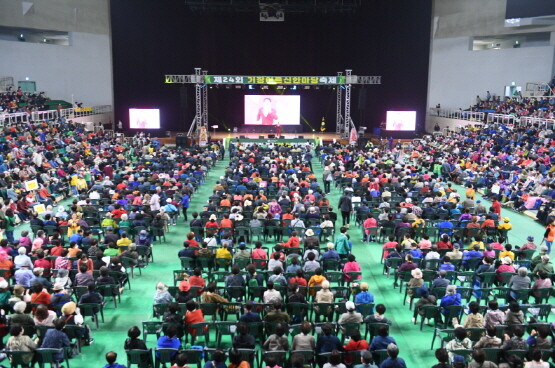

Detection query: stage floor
(156, 131), (344, 145)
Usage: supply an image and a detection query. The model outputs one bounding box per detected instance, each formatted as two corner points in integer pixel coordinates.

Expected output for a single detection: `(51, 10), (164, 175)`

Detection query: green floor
(10, 157), (553, 368)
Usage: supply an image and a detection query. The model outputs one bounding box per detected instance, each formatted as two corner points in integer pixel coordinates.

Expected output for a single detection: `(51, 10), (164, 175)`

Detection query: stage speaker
(299, 135), (304, 139)
(176, 133), (187, 148)
(259, 135), (264, 139)
(268, 134), (275, 139)
(279, 136), (285, 139)
(240, 135), (246, 139)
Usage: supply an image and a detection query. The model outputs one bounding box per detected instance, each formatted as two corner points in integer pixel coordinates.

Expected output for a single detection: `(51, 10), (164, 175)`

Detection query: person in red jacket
(343, 330), (369, 365)
(492, 197), (501, 217)
(281, 231), (300, 248)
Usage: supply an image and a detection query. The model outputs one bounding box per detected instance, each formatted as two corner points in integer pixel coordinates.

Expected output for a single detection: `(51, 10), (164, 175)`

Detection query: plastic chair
(430, 328), (455, 350)
(35, 348), (70, 368)
(215, 321), (237, 345)
(5, 350), (35, 368)
(126, 349), (154, 368)
(142, 321), (163, 342)
(154, 348), (178, 368)
(78, 302), (104, 329)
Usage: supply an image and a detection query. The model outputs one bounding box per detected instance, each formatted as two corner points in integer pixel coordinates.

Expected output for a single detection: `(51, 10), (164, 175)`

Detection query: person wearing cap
(445, 244), (463, 260)
(337, 301), (363, 332)
(475, 200), (486, 215)
(205, 214), (219, 230)
(303, 228), (320, 249)
(175, 280), (194, 304)
(450, 354), (466, 368)
(135, 229), (152, 248)
(498, 217), (512, 231)
(234, 243), (250, 260)
(519, 235), (537, 253)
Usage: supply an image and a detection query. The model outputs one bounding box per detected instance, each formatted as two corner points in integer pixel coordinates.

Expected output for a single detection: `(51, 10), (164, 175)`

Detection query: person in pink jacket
(343, 254), (362, 282)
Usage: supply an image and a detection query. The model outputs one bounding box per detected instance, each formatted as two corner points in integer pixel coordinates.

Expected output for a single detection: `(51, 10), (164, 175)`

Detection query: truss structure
(169, 69), (381, 139)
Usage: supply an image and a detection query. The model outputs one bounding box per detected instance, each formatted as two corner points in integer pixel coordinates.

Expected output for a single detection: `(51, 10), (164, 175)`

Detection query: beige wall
(0, 0), (110, 35)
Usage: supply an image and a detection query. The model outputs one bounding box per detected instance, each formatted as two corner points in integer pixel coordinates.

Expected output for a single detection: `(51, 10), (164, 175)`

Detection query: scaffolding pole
(201, 70), (208, 129)
(343, 69), (353, 139)
(335, 71), (343, 135)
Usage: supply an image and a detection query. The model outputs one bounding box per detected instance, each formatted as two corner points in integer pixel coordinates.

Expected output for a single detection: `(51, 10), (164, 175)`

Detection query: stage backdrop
(110, 0), (432, 137)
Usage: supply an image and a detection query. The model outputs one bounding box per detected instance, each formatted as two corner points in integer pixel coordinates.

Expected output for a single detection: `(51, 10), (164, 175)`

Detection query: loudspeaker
(299, 135), (304, 139)
(176, 133), (187, 148)
(259, 136), (264, 139)
(279, 135), (285, 139)
(240, 135), (246, 139)
(268, 134), (275, 138)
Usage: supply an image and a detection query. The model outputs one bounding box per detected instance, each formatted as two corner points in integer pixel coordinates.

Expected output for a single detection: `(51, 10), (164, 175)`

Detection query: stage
(156, 131), (346, 145)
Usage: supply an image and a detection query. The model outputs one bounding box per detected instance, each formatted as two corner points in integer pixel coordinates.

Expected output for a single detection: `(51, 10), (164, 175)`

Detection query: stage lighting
(303, 86), (310, 90)
(235, 85), (242, 89)
(276, 85), (285, 90)
(291, 85), (297, 90)
(261, 85), (269, 90)
(248, 85), (255, 90)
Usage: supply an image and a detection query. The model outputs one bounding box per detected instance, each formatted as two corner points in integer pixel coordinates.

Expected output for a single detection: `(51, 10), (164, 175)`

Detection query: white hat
(345, 301), (355, 311)
(305, 229), (314, 237)
(166, 198), (172, 203)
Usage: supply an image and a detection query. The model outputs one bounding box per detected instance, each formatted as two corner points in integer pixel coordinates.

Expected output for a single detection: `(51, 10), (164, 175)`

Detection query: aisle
(71, 160), (228, 366)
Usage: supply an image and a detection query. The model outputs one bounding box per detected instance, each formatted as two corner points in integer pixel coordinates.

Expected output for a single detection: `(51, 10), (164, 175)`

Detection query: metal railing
(525, 82), (554, 97)
(0, 105), (112, 125)
(428, 108), (485, 122)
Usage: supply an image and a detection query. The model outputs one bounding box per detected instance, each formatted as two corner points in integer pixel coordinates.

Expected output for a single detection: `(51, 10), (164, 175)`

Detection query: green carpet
(9, 156), (553, 368)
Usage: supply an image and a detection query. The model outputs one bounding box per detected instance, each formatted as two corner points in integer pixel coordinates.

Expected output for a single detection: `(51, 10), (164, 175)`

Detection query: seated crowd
(0, 117), (222, 366)
(136, 141), (410, 368)
(317, 143), (554, 368)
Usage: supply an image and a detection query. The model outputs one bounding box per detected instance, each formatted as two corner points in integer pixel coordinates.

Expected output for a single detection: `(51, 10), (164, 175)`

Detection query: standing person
(338, 190), (352, 227)
(323, 166), (333, 194)
(180, 192), (190, 222)
(256, 98), (278, 125)
(4, 209), (16, 244)
(334, 227), (351, 259)
(275, 122), (281, 137)
(542, 218), (555, 254)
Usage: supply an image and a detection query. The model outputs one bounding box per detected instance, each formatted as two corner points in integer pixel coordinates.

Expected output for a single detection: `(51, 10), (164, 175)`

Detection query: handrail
(525, 82), (554, 97)
(428, 108), (485, 122)
(0, 105), (112, 124)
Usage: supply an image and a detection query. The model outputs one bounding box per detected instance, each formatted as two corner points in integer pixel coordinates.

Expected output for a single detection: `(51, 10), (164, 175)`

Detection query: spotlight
(291, 85), (297, 90)
(312, 129), (315, 132)
(248, 85), (255, 90)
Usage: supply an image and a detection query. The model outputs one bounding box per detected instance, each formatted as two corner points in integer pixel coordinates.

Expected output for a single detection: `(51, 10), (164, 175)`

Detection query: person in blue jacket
(439, 285), (461, 317)
(156, 324), (181, 359)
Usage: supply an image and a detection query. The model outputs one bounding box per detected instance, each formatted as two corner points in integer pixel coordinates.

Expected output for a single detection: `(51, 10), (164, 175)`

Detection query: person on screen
(257, 98), (278, 125)
(392, 119), (403, 131)
(137, 119), (147, 129)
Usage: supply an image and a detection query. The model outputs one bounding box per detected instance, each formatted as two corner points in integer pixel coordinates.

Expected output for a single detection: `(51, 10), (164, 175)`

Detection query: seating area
(0, 118), (223, 367)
